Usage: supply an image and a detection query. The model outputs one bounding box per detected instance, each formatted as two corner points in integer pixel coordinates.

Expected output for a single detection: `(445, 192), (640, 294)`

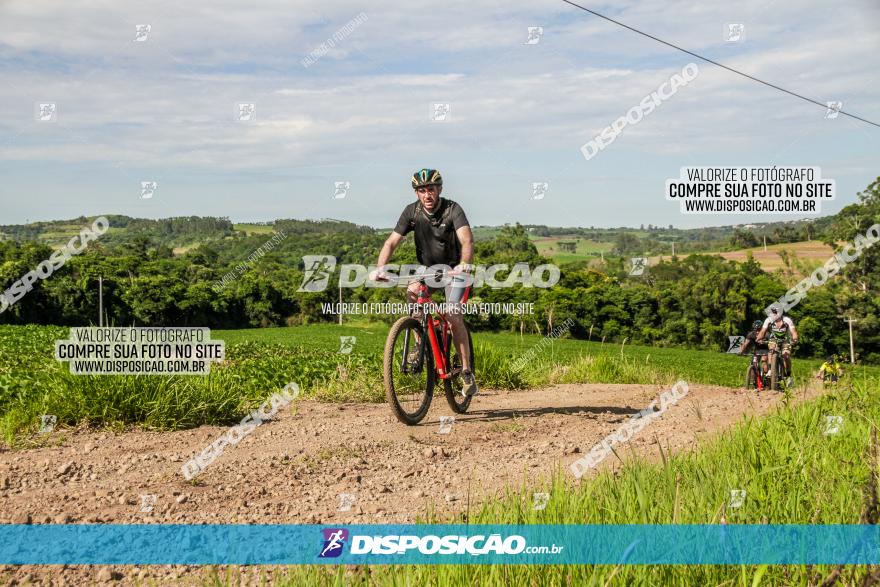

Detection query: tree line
(1, 178), (877, 363)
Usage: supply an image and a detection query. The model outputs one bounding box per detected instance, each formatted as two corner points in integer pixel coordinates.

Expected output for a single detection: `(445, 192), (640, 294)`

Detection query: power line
(558, 0), (880, 129)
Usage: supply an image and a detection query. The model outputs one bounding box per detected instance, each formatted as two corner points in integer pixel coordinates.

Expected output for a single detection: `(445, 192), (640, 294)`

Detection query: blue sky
(0, 0), (878, 229)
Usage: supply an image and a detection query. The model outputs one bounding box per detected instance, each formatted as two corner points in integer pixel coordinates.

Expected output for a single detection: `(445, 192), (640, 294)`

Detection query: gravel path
(0, 381), (820, 585)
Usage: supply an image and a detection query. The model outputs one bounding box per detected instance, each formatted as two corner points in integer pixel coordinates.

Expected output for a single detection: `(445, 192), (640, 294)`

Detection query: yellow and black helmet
(411, 168), (442, 189)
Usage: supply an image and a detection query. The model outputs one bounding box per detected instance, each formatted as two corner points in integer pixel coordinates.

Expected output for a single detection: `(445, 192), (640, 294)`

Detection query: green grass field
(24, 223), (116, 249)
(530, 236), (613, 265)
(1, 220), (271, 251)
(470, 226), (504, 240)
(3, 323), (875, 444)
(650, 240), (837, 274)
(233, 223), (276, 235)
(216, 323), (842, 388)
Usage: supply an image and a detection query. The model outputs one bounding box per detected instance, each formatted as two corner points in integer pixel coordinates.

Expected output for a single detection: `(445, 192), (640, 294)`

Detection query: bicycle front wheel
(444, 328), (474, 414)
(769, 353), (780, 391)
(384, 316), (434, 425)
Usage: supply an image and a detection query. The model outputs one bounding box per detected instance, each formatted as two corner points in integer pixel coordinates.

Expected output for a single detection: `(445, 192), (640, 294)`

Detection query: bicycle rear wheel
(384, 316), (434, 425)
(444, 328), (474, 414)
(745, 364), (757, 390)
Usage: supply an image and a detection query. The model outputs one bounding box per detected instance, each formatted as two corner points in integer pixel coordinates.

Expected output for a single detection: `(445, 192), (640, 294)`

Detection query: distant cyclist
(738, 319), (768, 360)
(757, 307), (799, 387)
(368, 168), (478, 396)
(816, 354), (844, 383)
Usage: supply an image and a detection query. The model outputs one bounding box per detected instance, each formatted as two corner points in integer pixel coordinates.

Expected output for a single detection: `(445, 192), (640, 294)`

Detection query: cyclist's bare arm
(789, 323), (799, 342)
(378, 231), (405, 266)
(757, 326), (768, 341)
(455, 226), (474, 266)
(372, 231), (405, 280)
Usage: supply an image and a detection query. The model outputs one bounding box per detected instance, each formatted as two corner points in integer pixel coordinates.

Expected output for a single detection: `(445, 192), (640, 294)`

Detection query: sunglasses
(415, 186), (438, 193)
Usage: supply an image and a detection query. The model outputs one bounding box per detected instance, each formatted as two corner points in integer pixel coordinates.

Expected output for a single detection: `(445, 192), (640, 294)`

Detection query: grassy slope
(530, 236), (613, 264)
(233, 223), (276, 235)
(215, 323), (842, 388)
(3, 324), (877, 443)
(2, 220), (251, 252)
(650, 240), (835, 273)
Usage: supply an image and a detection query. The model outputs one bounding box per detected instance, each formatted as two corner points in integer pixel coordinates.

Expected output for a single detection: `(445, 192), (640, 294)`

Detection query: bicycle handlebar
(755, 338), (798, 348)
(372, 269), (468, 283)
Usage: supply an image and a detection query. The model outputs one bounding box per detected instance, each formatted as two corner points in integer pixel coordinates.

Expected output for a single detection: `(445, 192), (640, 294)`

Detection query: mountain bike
(767, 338), (795, 391)
(381, 270), (475, 425)
(745, 347), (770, 391)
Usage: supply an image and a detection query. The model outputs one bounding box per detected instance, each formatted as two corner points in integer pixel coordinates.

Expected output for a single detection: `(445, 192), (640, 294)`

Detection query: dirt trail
(0, 381), (823, 585)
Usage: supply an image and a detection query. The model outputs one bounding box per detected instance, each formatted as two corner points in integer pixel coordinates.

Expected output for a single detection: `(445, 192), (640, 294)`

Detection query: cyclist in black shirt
(738, 318), (769, 371)
(369, 169), (477, 396)
(738, 319), (768, 356)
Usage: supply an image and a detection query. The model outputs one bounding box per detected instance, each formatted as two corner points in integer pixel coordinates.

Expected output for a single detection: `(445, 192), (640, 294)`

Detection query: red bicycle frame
(414, 279), (469, 380)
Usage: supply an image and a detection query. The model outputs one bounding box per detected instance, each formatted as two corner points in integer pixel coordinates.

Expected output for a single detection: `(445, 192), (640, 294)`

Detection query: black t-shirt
(393, 198), (470, 267)
(744, 329), (767, 351)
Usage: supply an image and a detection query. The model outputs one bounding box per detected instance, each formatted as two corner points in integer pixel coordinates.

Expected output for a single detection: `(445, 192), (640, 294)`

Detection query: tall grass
(0, 335), (383, 443)
(219, 324), (859, 389)
(1, 327), (532, 442)
(524, 353), (671, 386)
(475, 342), (527, 390)
(267, 373), (880, 586)
(2, 324), (877, 446)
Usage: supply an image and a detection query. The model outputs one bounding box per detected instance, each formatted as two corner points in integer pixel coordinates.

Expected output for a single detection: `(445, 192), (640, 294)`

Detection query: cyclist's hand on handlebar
(368, 268), (390, 282)
(453, 263), (474, 275)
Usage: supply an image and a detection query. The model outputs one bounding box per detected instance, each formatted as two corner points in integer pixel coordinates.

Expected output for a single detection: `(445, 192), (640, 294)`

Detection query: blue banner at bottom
(0, 524), (878, 565)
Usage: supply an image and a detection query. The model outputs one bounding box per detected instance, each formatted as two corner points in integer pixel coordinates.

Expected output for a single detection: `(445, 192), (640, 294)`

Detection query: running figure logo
(727, 335), (745, 353)
(134, 24), (151, 42)
(333, 181), (350, 199)
(524, 26), (543, 45)
(431, 103), (450, 122)
(629, 257), (648, 276)
(725, 23), (744, 42)
(338, 336), (356, 354)
(39, 414), (57, 434)
(37, 103), (57, 122)
(319, 528), (349, 558)
(237, 103), (256, 122)
(140, 181), (158, 199)
(298, 255), (337, 292)
(532, 492), (549, 511)
(823, 415), (843, 435)
(531, 182), (549, 200)
(825, 101), (842, 119)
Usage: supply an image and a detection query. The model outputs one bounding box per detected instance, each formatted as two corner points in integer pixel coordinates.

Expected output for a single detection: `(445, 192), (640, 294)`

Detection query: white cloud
(0, 0), (877, 225)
